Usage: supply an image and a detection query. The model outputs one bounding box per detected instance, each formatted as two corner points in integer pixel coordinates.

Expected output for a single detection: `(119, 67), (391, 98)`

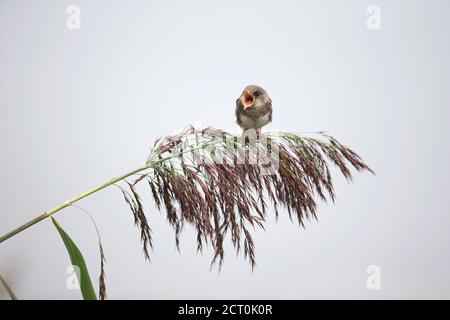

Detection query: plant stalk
(0, 274), (17, 300)
(0, 138), (220, 244)
(0, 166), (149, 244)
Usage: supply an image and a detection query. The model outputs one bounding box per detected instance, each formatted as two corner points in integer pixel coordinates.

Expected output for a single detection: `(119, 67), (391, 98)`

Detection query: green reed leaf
(51, 217), (97, 300)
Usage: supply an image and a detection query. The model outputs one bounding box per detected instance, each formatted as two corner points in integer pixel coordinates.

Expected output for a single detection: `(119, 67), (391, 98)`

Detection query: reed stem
(0, 139), (218, 244)
(0, 166), (149, 244)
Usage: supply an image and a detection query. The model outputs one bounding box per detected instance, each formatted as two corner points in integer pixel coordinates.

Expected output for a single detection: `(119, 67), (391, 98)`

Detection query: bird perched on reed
(235, 85), (272, 134)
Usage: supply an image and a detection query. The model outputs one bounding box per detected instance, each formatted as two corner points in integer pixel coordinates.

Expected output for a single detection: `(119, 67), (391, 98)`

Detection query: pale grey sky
(0, 0), (449, 299)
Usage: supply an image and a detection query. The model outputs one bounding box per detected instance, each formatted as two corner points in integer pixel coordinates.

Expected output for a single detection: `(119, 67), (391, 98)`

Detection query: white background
(0, 0), (449, 299)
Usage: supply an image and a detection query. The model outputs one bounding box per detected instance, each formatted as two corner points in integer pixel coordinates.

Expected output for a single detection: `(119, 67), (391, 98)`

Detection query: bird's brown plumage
(235, 85), (272, 132)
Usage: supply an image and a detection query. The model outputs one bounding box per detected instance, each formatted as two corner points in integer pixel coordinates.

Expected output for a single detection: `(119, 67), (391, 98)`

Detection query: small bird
(235, 85), (272, 134)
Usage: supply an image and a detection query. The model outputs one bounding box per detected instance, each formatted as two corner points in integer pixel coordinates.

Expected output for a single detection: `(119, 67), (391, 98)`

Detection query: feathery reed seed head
(121, 127), (373, 269)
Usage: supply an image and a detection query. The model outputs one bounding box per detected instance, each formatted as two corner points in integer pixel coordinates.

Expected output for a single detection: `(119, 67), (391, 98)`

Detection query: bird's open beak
(242, 90), (254, 110)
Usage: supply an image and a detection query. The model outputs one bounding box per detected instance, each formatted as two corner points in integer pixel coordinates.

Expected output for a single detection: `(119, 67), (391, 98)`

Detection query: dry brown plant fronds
(118, 127), (374, 269)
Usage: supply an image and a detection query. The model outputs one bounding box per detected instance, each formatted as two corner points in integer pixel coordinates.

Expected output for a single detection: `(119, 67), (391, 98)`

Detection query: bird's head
(239, 85), (271, 110)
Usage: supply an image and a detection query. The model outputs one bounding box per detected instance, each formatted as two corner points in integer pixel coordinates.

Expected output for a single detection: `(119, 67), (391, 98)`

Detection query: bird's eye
(253, 91), (261, 97)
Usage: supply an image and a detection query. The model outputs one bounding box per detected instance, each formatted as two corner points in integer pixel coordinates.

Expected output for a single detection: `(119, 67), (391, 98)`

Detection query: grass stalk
(0, 138), (219, 244)
(0, 166), (149, 244)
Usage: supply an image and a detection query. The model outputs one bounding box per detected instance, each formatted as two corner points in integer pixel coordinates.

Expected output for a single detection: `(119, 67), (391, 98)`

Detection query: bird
(235, 85), (272, 135)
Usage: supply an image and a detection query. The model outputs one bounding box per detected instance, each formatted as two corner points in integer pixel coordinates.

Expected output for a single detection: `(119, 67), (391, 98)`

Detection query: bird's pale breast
(238, 113), (271, 130)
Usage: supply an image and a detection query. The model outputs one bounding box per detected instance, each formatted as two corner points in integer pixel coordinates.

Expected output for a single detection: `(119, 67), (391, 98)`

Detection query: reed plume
(0, 126), (373, 271)
(120, 127), (373, 269)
